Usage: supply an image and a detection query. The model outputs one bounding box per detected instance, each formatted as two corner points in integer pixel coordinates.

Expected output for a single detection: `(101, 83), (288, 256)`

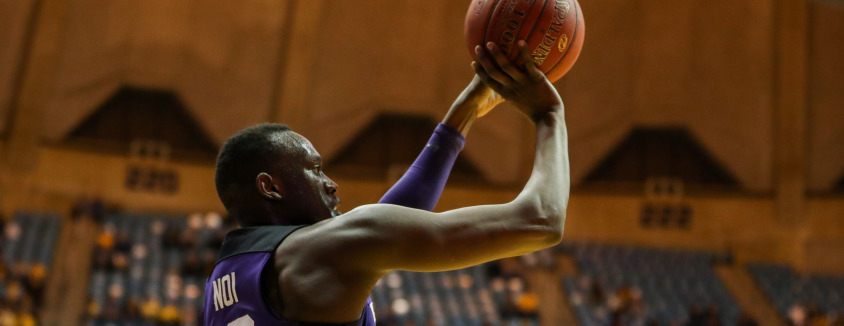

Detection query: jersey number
(227, 315), (254, 326)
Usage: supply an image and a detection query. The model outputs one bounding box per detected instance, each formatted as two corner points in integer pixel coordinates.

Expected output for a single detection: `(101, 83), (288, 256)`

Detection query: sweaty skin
(262, 40), (570, 323)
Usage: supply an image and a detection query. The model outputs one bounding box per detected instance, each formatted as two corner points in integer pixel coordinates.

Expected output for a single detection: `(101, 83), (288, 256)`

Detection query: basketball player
(203, 40), (569, 325)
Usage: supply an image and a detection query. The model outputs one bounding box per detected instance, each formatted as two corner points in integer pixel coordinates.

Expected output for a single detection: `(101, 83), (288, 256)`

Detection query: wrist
(442, 107), (477, 137)
(531, 106), (565, 125)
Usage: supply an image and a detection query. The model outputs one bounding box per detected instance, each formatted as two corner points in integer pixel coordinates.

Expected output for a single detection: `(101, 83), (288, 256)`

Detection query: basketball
(465, 0), (585, 82)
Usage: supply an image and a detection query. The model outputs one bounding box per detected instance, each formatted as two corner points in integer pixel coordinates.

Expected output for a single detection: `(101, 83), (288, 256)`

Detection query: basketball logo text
(212, 272), (240, 311)
(497, 0), (537, 54)
(558, 34), (569, 52)
(532, 0), (571, 65)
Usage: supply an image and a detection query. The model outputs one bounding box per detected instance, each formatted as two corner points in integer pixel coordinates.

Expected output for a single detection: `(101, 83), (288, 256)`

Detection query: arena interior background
(0, 0), (843, 325)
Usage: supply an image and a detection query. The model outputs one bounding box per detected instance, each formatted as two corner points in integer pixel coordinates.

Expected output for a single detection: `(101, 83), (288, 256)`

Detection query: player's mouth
(330, 197), (341, 212)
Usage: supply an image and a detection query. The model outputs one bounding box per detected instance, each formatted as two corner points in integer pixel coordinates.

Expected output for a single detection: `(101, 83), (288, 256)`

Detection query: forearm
(377, 123), (465, 211)
(441, 90), (479, 136)
(515, 108), (570, 236)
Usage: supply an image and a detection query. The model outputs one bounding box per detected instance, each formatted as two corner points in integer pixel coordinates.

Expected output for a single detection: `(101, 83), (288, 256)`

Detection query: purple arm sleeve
(377, 123), (466, 211)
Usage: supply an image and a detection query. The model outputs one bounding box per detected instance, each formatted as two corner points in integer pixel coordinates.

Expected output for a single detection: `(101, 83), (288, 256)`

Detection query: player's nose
(325, 178), (338, 195)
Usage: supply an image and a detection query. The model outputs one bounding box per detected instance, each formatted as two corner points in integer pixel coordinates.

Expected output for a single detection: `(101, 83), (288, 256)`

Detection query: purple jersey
(202, 226), (376, 326)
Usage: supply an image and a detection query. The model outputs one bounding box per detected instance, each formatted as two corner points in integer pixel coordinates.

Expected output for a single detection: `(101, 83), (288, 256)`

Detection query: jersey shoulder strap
(216, 225), (305, 263)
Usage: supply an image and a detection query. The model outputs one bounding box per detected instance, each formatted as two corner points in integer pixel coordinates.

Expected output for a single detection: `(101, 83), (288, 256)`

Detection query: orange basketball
(465, 0), (585, 82)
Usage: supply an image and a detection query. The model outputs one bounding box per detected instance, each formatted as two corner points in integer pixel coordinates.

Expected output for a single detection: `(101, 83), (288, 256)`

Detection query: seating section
(86, 213), (228, 325)
(0, 213), (63, 324)
(2, 213), (62, 269)
(372, 266), (540, 326)
(749, 264), (844, 323)
(560, 242), (739, 326)
(85, 214), (538, 326)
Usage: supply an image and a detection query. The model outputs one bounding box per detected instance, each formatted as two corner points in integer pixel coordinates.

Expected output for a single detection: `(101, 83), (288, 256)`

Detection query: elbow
(540, 211), (565, 246)
(514, 198), (567, 247)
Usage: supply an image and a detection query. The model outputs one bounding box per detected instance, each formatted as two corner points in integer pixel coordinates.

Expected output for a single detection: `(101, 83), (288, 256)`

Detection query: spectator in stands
(114, 230), (132, 254)
(163, 225), (181, 248)
(4, 222), (20, 242)
(607, 284), (646, 326)
(112, 252), (129, 272)
(789, 303), (807, 326)
(515, 291), (539, 317)
(124, 298), (141, 321)
(71, 196), (106, 222)
(589, 277), (606, 306)
(16, 298), (36, 326)
(23, 264), (45, 308)
(180, 303), (199, 326)
(485, 261), (502, 279)
(70, 197), (86, 220)
(90, 197), (105, 222)
(159, 302), (181, 325)
(181, 250), (204, 277)
(92, 246), (113, 271)
(141, 297), (161, 322)
(100, 297), (123, 322)
(0, 307), (16, 326)
(96, 227), (115, 250)
(179, 228), (198, 250)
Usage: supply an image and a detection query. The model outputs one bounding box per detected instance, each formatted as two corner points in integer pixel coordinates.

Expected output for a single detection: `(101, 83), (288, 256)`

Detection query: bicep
(316, 202), (559, 273)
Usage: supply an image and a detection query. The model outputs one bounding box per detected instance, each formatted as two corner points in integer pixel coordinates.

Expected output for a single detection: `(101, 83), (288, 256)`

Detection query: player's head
(215, 123), (340, 227)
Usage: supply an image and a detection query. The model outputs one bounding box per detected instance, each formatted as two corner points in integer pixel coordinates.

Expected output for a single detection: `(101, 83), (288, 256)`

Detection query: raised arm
(377, 124), (464, 210)
(292, 40), (570, 273)
(378, 77), (503, 210)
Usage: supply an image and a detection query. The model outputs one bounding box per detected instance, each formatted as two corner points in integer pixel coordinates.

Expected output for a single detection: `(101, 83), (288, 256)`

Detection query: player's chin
(330, 208), (343, 218)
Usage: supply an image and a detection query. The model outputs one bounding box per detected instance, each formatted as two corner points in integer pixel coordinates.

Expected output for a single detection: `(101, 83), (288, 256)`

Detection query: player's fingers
(476, 44), (514, 86)
(486, 42), (526, 83)
(472, 61), (508, 95)
(518, 40), (545, 81)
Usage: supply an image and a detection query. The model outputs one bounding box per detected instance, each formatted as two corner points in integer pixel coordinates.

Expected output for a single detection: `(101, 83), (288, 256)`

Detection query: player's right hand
(472, 40), (564, 122)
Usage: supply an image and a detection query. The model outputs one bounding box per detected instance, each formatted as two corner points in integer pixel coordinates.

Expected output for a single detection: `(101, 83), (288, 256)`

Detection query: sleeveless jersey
(202, 226), (376, 326)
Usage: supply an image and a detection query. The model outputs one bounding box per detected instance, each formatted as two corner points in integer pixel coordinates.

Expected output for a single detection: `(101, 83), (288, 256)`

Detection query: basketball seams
(470, 0), (583, 81)
(520, 0), (550, 61)
(544, 0), (579, 76)
(482, 0), (505, 49)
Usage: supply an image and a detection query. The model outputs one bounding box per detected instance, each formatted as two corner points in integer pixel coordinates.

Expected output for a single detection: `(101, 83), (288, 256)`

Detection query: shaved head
(215, 123), (292, 221)
(215, 123), (340, 227)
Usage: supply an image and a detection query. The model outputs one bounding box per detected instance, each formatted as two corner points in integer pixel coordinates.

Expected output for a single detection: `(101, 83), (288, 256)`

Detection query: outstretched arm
(276, 40), (569, 323)
(378, 77), (503, 210)
(294, 40), (570, 272)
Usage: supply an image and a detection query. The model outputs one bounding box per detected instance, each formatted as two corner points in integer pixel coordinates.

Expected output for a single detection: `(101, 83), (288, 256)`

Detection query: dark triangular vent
(328, 113), (484, 183)
(585, 127), (739, 187)
(65, 86), (217, 160)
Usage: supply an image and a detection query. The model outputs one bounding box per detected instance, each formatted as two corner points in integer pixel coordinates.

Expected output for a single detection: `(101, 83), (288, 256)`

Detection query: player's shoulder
(277, 204), (402, 258)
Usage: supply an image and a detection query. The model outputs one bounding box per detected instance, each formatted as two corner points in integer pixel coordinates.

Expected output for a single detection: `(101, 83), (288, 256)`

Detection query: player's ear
(256, 173), (284, 201)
